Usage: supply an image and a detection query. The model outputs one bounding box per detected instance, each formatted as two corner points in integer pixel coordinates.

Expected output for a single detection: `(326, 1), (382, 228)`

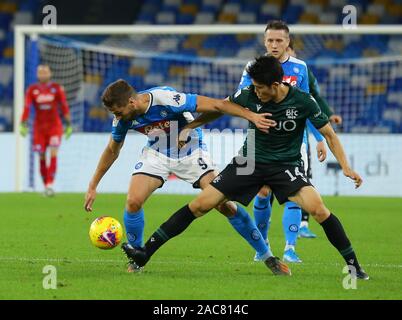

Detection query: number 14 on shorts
(285, 167), (307, 183)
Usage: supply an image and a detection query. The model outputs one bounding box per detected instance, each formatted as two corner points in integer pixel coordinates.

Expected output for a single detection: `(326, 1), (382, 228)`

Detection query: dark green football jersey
(308, 68), (334, 118)
(229, 84), (329, 165)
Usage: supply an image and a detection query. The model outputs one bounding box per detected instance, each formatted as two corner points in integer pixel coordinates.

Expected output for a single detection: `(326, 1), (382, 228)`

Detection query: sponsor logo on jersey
(38, 104), (51, 110)
(136, 120), (171, 135)
(256, 104), (263, 112)
(132, 120), (140, 126)
(112, 117), (119, 127)
(212, 175), (222, 183)
(286, 108), (298, 119)
(160, 110), (168, 118)
(293, 67), (300, 74)
(36, 94), (55, 103)
(282, 75), (298, 87)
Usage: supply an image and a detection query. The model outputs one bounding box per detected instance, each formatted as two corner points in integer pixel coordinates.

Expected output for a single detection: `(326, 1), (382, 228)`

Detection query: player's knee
(189, 199), (210, 217)
(216, 201), (236, 218)
(258, 186), (271, 197)
(126, 197), (144, 213)
(310, 203), (330, 223)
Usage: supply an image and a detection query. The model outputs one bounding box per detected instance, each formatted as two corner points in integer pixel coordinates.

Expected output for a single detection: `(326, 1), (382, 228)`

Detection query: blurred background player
(19, 64), (72, 196)
(238, 20), (327, 263)
(286, 39), (344, 238)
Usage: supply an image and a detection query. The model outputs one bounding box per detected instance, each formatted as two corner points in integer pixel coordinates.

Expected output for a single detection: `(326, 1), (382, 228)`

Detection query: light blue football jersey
(111, 86), (206, 158)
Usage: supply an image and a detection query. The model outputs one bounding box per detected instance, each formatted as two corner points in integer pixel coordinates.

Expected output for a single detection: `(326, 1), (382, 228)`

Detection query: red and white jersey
(21, 82), (70, 133)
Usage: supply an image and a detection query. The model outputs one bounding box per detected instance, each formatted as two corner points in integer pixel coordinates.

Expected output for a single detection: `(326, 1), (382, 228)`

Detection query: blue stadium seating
(1, 0), (401, 132)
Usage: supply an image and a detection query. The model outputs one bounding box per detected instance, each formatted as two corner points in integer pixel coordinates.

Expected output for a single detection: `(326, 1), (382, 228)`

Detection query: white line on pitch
(0, 256), (401, 269)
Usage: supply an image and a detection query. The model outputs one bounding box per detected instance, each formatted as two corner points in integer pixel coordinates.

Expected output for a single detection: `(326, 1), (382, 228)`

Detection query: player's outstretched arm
(84, 137), (124, 211)
(195, 95), (276, 133)
(319, 123), (362, 188)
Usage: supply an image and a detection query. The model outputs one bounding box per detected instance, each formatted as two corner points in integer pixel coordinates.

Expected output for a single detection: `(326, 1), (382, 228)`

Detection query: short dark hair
(246, 55), (284, 86)
(264, 20), (289, 34)
(101, 79), (136, 109)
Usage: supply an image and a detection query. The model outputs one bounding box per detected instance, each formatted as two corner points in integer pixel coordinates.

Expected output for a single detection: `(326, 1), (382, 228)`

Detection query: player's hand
(19, 122), (28, 137)
(250, 112), (276, 133)
(343, 168), (363, 189)
(84, 188), (97, 212)
(64, 125), (73, 140)
(177, 128), (192, 149)
(329, 114), (343, 125)
(316, 141), (327, 162)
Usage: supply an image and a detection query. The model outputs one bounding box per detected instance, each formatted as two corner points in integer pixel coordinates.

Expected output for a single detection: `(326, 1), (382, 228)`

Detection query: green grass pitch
(0, 193), (401, 300)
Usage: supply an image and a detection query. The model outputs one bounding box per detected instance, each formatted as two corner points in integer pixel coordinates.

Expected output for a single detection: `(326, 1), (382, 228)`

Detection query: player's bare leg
(289, 186), (369, 279)
(122, 174), (162, 273)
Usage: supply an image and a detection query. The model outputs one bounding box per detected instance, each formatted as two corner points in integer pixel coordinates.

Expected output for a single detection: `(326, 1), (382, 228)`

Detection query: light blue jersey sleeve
(149, 88), (198, 113)
(237, 61), (253, 90)
(299, 64), (310, 94)
(111, 117), (131, 143)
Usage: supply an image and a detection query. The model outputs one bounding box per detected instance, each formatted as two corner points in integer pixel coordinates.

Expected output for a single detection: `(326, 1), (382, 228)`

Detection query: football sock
(228, 205), (273, 259)
(144, 205), (196, 258)
(301, 209), (309, 223)
(39, 158), (47, 185)
(253, 194), (272, 241)
(320, 213), (361, 271)
(283, 201), (301, 247)
(124, 208), (144, 248)
(47, 156), (57, 185)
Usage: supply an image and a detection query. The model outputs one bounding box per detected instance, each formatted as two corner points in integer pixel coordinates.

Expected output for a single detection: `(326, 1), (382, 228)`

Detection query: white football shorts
(132, 147), (216, 188)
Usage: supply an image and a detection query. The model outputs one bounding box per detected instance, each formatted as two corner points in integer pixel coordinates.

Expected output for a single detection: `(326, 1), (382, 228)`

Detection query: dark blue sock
(282, 201), (301, 247)
(253, 194), (272, 241)
(124, 208), (144, 248)
(228, 205), (272, 258)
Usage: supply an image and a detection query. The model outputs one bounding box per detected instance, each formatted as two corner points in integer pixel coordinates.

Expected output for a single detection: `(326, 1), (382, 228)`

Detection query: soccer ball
(89, 216), (123, 249)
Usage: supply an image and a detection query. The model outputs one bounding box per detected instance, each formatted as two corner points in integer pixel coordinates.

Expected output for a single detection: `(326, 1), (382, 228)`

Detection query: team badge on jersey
(286, 108), (298, 119)
(160, 110), (168, 118)
(135, 162), (143, 170)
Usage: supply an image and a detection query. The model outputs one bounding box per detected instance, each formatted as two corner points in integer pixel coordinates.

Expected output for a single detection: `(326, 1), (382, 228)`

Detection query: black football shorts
(211, 156), (313, 205)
